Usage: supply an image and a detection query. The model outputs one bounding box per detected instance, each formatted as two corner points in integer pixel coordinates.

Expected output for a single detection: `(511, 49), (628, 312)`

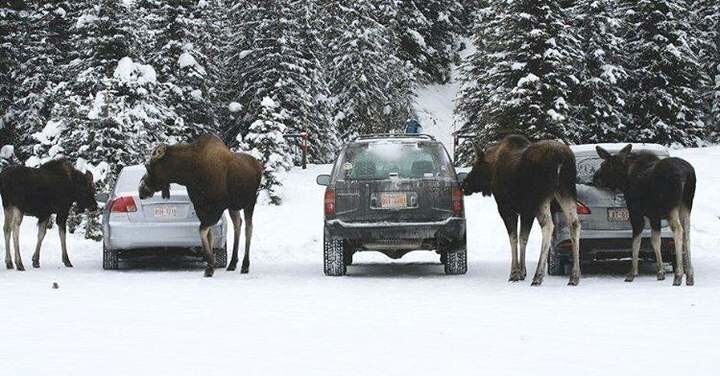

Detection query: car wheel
(215, 242), (228, 268)
(548, 244), (567, 276)
(324, 235), (346, 276)
(103, 246), (119, 270)
(443, 235), (467, 275)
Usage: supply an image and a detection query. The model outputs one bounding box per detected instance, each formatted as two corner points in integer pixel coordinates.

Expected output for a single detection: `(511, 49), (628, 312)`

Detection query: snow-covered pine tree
(225, 0), (337, 202)
(4, 1), (77, 159)
(395, 0), (466, 84)
(33, 0), (177, 238)
(570, 0), (630, 143)
(0, 4), (21, 146)
(323, 1), (415, 140)
(456, 0), (582, 163)
(694, 0), (719, 136)
(136, 0), (222, 142)
(245, 97), (291, 205)
(620, 0), (707, 146)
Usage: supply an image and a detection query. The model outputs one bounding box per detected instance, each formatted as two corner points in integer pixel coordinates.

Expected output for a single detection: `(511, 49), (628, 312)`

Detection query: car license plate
(381, 193), (407, 209)
(154, 206), (178, 218)
(607, 208), (629, 222)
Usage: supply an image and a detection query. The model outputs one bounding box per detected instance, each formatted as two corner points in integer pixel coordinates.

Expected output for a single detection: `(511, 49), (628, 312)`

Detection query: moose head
(461, 143), (495, 197)
(72, 169), (98, 212)
(593, 144), (633, 191)
(139, 144), (172, 200)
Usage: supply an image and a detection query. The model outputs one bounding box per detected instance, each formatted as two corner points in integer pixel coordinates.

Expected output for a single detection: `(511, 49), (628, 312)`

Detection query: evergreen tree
(621, 0), (707, 146)
(395, 0), (466, 84)
(456, 0), (582, 162)
(571, 0), (630, 143)
(323, 1), (415, 140)
(137, 0), (222, 142)
(694, 0), (719, 135)
(0, 4), (22, 146)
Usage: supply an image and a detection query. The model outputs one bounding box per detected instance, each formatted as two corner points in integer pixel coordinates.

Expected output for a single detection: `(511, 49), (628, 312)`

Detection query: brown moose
(138, 134), (263, 277)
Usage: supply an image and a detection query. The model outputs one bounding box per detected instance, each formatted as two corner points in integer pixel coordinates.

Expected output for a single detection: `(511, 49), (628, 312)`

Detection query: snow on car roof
(571, 143), (669, 156)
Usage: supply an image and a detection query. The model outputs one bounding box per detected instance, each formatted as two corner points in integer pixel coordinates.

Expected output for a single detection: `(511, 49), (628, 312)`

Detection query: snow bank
(113, 57), (157, 85)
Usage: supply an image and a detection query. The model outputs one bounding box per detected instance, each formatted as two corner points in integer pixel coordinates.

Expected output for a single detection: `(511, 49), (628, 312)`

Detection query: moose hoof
(32, 260), (40, 268)
(6, 262), (14, 270)
(531, 275), (544, 286)
(568, 273), (580, 286)
(686, 275), (694, 286)
(16, 263), (25, 271)
(63, 261), (73, 268)
(673, 274), (683, 286)
(624, 273), (636, 282)
(656, 271), (665, 281)
(226, 264), (237, 272)
(240, 267), (249, 274)
(204, 267), (215, 278)
(519, 269), (527, 281)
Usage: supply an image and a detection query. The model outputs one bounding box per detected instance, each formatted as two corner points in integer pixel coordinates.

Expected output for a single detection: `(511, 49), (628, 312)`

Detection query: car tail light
(452, 186), (464, 216)
(110, 196), (137, 213)
(576, 201), (591, 215)
(324, 188), (335, 216)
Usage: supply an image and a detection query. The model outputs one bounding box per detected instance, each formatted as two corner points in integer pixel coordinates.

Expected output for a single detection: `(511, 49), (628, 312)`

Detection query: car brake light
(576, 201), (591, 215)
(110, 196), (137, 213)
(452, 186), (464, 216)
(324, 188), (335, 216)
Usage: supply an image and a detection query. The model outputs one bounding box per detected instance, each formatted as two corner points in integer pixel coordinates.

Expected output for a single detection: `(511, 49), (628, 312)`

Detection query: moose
(138, 134), (263, 277)
(593, 145), (696, 286)
(462, 134), (581, 286)
(1, 159), (97, 270)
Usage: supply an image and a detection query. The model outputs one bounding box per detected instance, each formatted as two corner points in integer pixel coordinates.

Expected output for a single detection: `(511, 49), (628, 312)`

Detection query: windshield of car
(115, 169), (185, 194)
(335, 141), (453, 181)
(576, 157), (601, 185)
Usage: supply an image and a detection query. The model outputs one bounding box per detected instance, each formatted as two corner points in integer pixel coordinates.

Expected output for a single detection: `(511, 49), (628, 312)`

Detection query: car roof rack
(352, 133), (436, 141)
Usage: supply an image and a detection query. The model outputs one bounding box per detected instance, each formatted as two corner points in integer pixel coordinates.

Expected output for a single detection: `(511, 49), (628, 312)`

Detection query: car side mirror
(456, 172), (468, 185)
(95, 193), (110, 203)
(316, 174), (331, 186)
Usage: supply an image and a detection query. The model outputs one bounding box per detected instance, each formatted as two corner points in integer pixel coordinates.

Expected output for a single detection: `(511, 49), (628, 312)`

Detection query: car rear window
(335, 141), (453, 181)
(575, 150), (670, 185)
(115, 168), (184, 193)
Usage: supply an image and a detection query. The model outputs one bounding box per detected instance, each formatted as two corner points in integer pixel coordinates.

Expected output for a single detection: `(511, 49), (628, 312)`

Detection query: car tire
(215, 242), (228, 268)
(324, 235), (346, 276)
(103, 246), (119, 270)
(548, 244), (567, 276)
(443, 235), (467, 275)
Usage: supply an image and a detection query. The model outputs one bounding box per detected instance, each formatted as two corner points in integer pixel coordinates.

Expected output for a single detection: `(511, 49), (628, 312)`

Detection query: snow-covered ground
(3, 72), (720, 374)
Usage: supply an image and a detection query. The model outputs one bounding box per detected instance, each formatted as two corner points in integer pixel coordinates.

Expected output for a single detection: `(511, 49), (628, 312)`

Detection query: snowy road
(2, 147), (720, 376)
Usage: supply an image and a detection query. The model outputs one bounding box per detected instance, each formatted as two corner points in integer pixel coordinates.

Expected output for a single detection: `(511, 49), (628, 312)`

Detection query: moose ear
(619, 144), (633, 157)
(85, 170), (94, 183)
(596, 146), (612, 160)
(150, 144), (167, 162)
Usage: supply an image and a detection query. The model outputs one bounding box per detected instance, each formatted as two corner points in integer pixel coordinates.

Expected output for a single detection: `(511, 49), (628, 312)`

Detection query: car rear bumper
(324, 217), (466, 242)
(105, 221), (226, 250)
(553, 227), (675, 257)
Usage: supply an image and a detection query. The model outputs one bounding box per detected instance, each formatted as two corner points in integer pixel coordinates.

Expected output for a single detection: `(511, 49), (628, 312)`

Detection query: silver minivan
(549, 144), (674, 275)
(101, 165), (227, 270)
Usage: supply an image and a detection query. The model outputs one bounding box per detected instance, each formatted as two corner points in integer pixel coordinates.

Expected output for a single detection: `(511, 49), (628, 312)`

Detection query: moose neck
(163, 145), (198, 187)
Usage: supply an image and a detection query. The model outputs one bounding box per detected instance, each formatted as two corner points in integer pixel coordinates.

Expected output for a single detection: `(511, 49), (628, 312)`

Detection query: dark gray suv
(316, 134), (467, 276)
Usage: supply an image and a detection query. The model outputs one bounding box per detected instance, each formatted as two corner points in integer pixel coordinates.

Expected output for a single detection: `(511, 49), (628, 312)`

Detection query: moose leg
(12, 208), (24, 271)
(626, 214), (644, 282)
(241, 204), (255, 274)
(556, 194), (581, 286)
(668, 209), (684, 286)
(499, 207), (519, 281)
(199, 225), (215, 277)
(56, 214), (72, 267)
(226, 210), (242, 271)
(4, 207), (13, 269)
(32, 218), (50, 268)
(680, 206), (693, 286)
(650, 218), (664, 281)
(531, 199), (553, 286)
(518, 213), (534, 280)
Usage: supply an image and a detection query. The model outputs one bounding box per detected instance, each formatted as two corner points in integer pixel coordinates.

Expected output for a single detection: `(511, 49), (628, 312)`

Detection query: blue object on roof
(405, 119), (423, 134)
